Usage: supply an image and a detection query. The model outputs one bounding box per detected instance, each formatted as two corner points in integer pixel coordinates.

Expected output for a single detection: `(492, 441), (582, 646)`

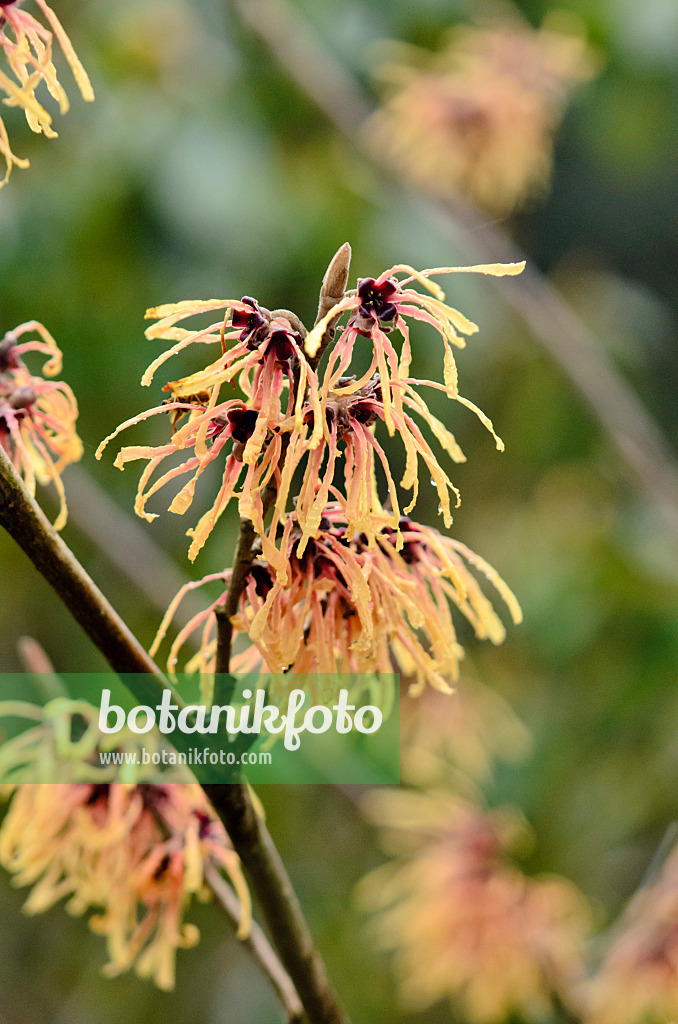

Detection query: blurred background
(1, 0), (677, 1021)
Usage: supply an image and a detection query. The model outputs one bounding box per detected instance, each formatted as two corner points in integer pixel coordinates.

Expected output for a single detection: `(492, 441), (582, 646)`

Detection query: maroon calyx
(226, 405), (259, 461)
(356, 277), (399, 323)
(265, 328), (298, 365)
(248, 561), (274, 599)
(232, 297), (271, 348)
(226, 406), (258, 444)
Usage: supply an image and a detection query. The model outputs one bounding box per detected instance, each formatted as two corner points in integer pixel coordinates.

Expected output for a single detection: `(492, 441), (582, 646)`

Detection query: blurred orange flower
(367, 15), (596, 213)
(586, 838), (678, 1024)
(359, 788), (591, 1022)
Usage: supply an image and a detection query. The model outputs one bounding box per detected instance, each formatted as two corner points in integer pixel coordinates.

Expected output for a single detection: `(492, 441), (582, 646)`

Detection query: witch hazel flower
(284, 372), (472, 559)
(0, 0), (94, 186)
(305, 259), (524, 416)
(359, 790), (590, 1023)
(585, 838), (678, 1024)
(97, 296), (322, 562)
(0, 782), (250, 991)
(151, 505), (521, 695)
(0, 321), (82, 528)
(366, 18), (596, 215)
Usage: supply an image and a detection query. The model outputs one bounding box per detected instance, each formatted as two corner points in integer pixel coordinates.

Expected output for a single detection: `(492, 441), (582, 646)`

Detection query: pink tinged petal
(397, 261), (526, 286)
(111, 442), (178, 468)
(140, 326), (225, 386)
(297, 423), (339, 557)
(186, 455), (243, 562)
(397, 316), (412, 378)
(304, 295), (359, 359)
(96, 404), (193, 460)
(448, 540), (523, 626)
(28, 430), (69, 529)
(11, 321), (62, 375)
(149, 571), (229, 661)
(399, 384), (466, 463)
(168, 433), (230, 516)
(412, 378), (505, 451)
(355, 423), (402, 537)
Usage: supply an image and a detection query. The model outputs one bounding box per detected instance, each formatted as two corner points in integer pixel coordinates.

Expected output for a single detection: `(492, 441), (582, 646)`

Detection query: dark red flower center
(265, 328), (298, 365)
(232, 297), (270, 347)
(357, 277), (400, 322)
(226, 406), (258, 444)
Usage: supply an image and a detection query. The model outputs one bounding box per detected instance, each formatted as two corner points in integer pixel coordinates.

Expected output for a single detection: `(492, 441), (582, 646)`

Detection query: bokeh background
(1, 0), (677, 1021)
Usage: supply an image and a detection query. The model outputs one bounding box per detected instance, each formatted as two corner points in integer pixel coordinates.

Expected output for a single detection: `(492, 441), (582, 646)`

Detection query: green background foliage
(1, 0), (677, 1021)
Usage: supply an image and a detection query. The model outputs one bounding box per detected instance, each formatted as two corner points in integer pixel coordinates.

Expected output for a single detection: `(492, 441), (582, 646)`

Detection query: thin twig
(215, 515), (257, 685)
(204, 783), (349, 1024)
(231, 0), (678, 542)
(206, 863), (308, 1024)
(210, 247), (352, 1023)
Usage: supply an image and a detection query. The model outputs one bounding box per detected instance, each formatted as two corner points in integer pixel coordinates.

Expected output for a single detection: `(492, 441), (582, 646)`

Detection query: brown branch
(215, 515), (257, 681)
(206, 863), (308, 1024)
(204, 783), (349, 1024)
(210, 247), (354, 1023)
(231, 0), (678, 543)
(0, 445), (349, 1024)
(0, 444), (178, 704)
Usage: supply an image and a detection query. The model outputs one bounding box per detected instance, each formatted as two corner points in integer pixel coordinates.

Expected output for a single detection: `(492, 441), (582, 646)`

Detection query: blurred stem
(0, 445), (349, 1024)
(230, 0), (678, 543)
(61, 464), (206, 628)
(204, 782), (349, 1024)
(206, 863), (308, 1024)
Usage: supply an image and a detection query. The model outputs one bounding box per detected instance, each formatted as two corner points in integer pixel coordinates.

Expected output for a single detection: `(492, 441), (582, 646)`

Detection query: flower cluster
(0, 781), (250, 991)
(99, 253), (524, 693)
(0, 0), (94, 186)
(358, 789), (590, 1023)
(99, 260), (522, 561)
(367, 15), (596, 213)
(97, 296), (322, 562)
(151, 506), (521, 695)
(0, 320), (82, 528)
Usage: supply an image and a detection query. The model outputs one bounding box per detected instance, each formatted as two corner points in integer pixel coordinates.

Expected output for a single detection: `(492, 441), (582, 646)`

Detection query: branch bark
(0, 444), (177, 705)
(206, 863), (308, 1024)
(204, 783), (348, 1024)
(0, 444), (349, 1024)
